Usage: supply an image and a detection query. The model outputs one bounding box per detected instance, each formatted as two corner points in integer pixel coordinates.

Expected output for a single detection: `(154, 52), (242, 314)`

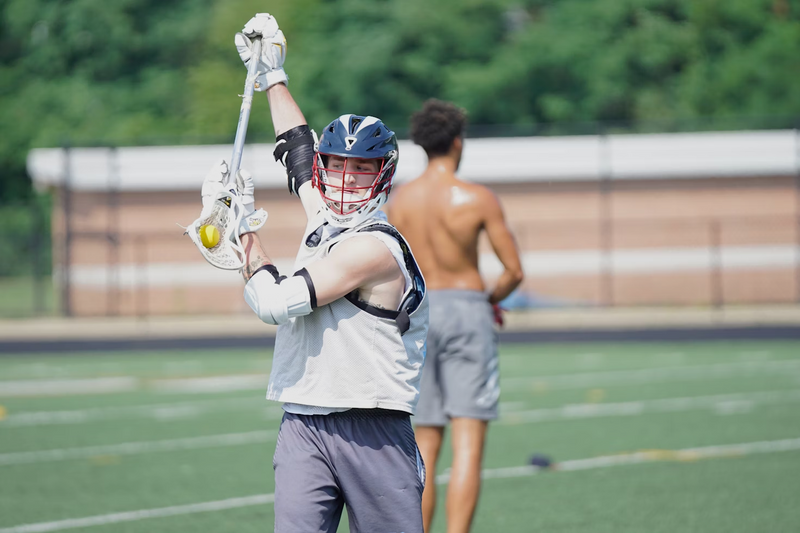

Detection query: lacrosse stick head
(187, 185), (247, 270)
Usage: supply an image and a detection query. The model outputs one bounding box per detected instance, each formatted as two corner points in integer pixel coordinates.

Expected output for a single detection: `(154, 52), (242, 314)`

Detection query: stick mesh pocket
(187, 192), (246, 270)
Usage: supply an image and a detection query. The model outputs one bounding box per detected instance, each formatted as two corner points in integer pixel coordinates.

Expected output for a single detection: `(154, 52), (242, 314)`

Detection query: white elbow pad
(244, 267), (316, 325)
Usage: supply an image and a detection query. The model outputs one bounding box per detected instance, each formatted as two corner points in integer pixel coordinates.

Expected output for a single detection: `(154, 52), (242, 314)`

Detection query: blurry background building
(25, 128), (800, 316)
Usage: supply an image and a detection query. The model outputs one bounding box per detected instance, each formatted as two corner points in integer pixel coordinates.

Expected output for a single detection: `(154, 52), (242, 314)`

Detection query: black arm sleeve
(273, 125), (316, 196)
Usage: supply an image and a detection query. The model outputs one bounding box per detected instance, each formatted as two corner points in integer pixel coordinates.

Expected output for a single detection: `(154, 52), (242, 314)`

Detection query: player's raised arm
(481, 189), (524, 305)
(235, 14), (319, 221)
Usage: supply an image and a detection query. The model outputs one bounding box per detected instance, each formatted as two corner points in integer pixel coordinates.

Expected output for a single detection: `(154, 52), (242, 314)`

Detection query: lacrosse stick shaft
(228, 37), (263, 184)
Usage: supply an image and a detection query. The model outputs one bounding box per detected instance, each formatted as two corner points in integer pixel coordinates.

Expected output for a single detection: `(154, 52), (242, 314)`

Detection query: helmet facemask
(313, 152), (397, 228)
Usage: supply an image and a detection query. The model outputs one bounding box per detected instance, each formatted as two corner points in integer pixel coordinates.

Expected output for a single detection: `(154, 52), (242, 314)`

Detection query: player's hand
(201, 160), (255, 216)
(235, 168), (256, 216)
(200, 160), (267, 236)
(201, 159), (229, 219)
(235, 167), (268, 235)
(234, 13), (288, 91)
(491, 303), (505, 328)
(242, 12), (280, 39)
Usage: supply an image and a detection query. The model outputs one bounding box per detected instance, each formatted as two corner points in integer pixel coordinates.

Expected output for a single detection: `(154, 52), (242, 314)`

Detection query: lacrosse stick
(228, 36), (262, 182)
(187, 37), (264, 270)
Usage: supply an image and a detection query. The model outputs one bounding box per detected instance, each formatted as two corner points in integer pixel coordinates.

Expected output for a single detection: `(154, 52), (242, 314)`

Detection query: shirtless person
(387, 99), (524, 533)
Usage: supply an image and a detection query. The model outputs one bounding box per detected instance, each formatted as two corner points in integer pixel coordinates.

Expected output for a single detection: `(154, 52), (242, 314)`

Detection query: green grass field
(1, 341), (799, 532)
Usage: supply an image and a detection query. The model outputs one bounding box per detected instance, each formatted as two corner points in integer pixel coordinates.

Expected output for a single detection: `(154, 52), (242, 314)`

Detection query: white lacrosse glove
(235, 167), (255, 215)
(235, 167), (269, 235)
(234, 13), (288, 91)
(200, 159), (230, 218)
(187, 160), (268, 270)
(201, 159), (268, 236)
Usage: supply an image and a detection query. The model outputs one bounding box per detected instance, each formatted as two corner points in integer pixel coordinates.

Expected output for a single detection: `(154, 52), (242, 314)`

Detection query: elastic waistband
(291, 408), (409, 421)
(427, 289), (489, 303)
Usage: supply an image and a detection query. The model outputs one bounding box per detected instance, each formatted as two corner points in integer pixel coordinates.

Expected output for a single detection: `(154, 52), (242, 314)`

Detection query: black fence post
(32, 197), (44, 315)
(795, 195), (800, 306)
(136, 236), (148, 318)
(795, 128), (800, 304)
(62, 143), (72, 317)
(709, 220), (724, 309)
(107, 145), (120, 316)
(599, 133), (614, 307)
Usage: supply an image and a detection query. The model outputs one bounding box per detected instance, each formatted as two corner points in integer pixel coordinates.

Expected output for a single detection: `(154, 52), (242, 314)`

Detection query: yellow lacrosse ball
(199, 224), (220, 248)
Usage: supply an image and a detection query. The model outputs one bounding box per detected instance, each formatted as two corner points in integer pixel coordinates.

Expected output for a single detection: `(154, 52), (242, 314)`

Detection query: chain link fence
(0, 197), (55, 318)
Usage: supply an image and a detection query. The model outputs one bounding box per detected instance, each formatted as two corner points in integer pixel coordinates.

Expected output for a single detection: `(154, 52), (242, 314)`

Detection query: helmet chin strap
(322, 193), (386, 229)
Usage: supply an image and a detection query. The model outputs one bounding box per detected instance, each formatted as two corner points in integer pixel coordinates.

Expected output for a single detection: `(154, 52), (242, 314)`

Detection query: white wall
(27, 130), (800, 192)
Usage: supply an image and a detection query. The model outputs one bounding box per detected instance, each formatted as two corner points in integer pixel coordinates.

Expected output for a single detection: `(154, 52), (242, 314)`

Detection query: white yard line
(554, 437), (800, 473)
(3, 386), (795, 430)
(2, 358), (798, 400)
(0, 495), (275, 533)
(0, 431), (276, 466)
(0, 375), (271, 398)
(498, 389), (800, 425)
(0, 378), (139, 398)
(149, 374), (269, 393)
(5, 389), (795, 467)
(501, 359), (800, 392)
(437, 436), (800, 483)
(0, 397), (282, 428)
(3, 436), (799, 533)
(3, 359), (800, 426)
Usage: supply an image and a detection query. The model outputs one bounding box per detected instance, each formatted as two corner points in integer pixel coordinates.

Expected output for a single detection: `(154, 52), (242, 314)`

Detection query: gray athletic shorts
(273, 409), (425, 533)
(415, 289), (500, 426)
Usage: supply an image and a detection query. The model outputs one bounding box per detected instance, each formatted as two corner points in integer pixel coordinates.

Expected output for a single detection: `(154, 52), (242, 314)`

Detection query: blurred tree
(446, 0), (800, 130)
(292, 0), (516, 129)
(0, 0), (798, 201)
(184, 0), (324, 141)
(677, 0), (800, 124)
(0, 0), (216, 202)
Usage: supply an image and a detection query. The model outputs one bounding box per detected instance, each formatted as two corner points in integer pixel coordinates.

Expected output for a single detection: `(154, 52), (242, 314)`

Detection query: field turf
(1, 341), (799, 532)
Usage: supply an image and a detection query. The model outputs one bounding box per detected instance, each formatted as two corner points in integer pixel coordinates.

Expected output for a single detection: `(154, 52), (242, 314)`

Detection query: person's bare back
(390, 166), (486, 292)
(390, 160), (522, 305)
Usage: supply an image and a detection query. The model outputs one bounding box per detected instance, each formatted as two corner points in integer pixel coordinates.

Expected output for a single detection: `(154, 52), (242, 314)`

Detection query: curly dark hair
(409, 99), (467, 158)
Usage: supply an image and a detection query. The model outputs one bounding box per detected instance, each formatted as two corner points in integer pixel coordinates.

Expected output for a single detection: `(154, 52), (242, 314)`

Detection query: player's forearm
(297, 181), (321, 220)
(241, 232), (274, 281)
(266, 84), (307, 136)
(487, 268), (524, 305)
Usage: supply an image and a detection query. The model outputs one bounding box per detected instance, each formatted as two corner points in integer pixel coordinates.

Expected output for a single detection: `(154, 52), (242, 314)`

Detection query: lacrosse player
(386, 99), (523, 533)
(194, 13), (429, 533)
